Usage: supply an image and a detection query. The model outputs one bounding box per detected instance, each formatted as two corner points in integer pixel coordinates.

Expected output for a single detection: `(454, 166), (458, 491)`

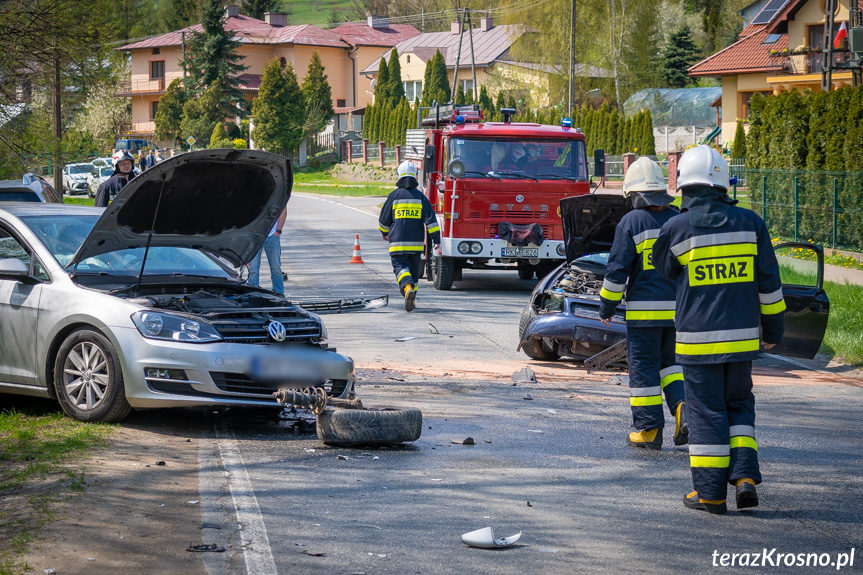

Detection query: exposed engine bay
(125, 288), (290, 315)
(553, 261), (604, 296)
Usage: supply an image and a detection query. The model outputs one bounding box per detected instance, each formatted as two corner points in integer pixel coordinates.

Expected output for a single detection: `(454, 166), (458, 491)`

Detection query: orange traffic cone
(350, 234), (365, 264)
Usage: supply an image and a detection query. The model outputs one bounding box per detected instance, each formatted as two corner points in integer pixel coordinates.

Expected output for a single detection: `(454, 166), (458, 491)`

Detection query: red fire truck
(405, 106), (599, 290)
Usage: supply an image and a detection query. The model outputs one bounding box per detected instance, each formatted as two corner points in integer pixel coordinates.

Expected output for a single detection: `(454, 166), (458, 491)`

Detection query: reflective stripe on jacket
(599, 207), (679, 326)
(378, 183), (441, 253)
(652, 206), (785, 364)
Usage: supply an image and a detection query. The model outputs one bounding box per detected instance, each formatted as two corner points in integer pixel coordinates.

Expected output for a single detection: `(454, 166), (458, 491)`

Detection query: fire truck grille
(490, 224), (550, 239)
(489, 210), (549, 220)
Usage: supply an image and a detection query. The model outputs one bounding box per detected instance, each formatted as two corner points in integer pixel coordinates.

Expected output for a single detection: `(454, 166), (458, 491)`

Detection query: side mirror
(593, 149), (606, 178)
(0, 258), (30, 276)
(448, 159), (466, 178)
(424, 145), (436, 175)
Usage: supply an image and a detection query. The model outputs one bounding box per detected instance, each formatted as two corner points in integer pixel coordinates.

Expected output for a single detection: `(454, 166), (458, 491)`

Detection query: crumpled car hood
(69, 149), (292, 268)
(560, 193), (630, 263)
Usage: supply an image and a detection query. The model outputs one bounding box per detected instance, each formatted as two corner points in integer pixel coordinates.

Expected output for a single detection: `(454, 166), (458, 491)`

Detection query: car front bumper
(110, 327), (355, 409)
(518, 296), (627, 357)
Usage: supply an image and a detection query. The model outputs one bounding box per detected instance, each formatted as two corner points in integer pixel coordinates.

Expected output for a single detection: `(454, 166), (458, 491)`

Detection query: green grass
(281, 0), (354, 27)
(63, 196), (95, 206)
(0, 404), (112, 574)
(778, 263), (863, 366)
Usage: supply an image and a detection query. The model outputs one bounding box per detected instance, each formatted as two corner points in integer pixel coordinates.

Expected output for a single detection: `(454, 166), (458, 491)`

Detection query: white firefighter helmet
(112, 150), (134, 169)
(677, 144), (730, 191)
(397, 160), (418, 179)
(512, 143), (526, 161)
(623, 157), (666, 195)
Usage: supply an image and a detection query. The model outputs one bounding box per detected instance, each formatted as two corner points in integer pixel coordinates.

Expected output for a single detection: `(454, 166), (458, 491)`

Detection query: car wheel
(432, 255), (454, 290)
(518, 304), (561, 361)
(54, 329), (132, 422)
(316, 407), (422, 446)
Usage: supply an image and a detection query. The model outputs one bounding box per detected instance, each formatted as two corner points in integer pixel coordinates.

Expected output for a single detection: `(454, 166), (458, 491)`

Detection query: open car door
(765, 242), (830, 359)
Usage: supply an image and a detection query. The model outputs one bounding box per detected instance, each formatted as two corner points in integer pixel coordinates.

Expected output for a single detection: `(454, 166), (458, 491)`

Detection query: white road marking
(294, 192), (377, 218)
(214, 421), (278, 575)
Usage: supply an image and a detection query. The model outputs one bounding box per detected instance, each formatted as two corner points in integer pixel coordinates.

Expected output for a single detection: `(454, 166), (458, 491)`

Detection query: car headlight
(131, 311), (222, 342)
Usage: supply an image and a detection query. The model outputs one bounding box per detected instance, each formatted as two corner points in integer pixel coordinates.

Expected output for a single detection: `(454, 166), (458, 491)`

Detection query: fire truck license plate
(501, 247), (539, 257)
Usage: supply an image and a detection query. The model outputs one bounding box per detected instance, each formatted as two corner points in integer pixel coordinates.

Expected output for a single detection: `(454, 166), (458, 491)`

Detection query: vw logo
(267, 320), (287, 342)
(515, 194), (524, 203)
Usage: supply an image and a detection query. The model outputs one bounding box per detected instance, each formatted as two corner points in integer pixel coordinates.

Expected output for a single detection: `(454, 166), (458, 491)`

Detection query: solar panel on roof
(751, 0), (790, 25)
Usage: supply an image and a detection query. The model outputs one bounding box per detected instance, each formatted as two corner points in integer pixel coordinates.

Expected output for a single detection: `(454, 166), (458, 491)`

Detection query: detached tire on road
(316, 407), (422, 446)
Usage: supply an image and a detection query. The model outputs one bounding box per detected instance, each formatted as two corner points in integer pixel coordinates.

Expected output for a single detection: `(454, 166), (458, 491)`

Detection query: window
(407, 55), (411, 63)
(150, 101), (159, 119)
(279, 57), (287, 69)
(741, 91), (771, 119)
(403, 80), (423, 102)
(337, 98), (346, 107)
(0, 228), (31, 269)
(447, 138), (588, 180)
(762, 33), (782, 44)
(809, 25), (825, 50)
(460, 79), (473, 95)
(152, 47), (160, 55)
(149, 60), (165, 80)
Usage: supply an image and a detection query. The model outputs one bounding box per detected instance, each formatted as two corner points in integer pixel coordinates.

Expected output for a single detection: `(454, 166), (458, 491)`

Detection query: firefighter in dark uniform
(653, 145), (785, 514)
(95, 150), (135, 208)
(379, 161), (441, 312)
(599, 157), (687, 450)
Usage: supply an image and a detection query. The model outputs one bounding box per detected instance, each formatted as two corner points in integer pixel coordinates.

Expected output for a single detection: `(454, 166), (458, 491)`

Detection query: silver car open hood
(69, 149), (292, 268)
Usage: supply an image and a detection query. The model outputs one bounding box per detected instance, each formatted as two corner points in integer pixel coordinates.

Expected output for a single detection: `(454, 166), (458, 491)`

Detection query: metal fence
(350, 141), (363, 158)
(731, 168), (863, 252)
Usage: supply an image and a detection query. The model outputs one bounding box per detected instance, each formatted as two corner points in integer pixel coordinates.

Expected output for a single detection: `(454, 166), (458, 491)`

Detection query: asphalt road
(194, 192), (862, 575)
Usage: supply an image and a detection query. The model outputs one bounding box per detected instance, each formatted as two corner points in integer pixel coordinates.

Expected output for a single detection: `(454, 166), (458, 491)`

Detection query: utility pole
(568, 0), (576, 117)
(181, 31), (187, 77)
(822, 0), (837, 91)
(451, 10), (465, 104)
(52, 36), (62, 195)
(467, 10), (478, 101)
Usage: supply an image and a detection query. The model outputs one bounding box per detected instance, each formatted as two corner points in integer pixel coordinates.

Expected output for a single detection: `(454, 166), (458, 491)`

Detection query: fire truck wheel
(316, 407), (422, 446)
(517, 265), (535, 280)
(432, 255), (454, 290)
(519, 304), (561, 361)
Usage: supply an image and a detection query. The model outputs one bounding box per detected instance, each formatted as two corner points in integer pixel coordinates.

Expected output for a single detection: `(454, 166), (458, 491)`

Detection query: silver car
(0, 150), (354, 422)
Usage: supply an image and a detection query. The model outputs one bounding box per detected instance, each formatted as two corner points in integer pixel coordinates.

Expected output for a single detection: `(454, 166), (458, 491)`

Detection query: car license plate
(501, 247), (539, 257)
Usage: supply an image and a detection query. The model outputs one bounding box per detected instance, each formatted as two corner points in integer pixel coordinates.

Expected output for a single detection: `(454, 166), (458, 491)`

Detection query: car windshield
(100, 166), (113, 177)
(0, 190), (40, 202)
(448, 138), (588, 180)
(21, 214), (232, 278)
(69, 165), (92, 175)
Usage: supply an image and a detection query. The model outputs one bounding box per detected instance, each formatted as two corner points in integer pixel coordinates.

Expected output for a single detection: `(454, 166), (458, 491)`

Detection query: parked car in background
(114, 139), (159, 154)
(517, 193), (830, 362)
(62, 163), (95, 195)
(91, 156), (113, 169)
(0, 149), (354, 423)
(0, 174), (63, 203)
(87, 165), (114, 198)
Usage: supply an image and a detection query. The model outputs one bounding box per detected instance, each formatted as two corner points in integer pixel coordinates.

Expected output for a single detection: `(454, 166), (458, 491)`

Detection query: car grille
(490, 210), (549, 220)
(210, 372), (348, 397)
(206, 307), (321, 344)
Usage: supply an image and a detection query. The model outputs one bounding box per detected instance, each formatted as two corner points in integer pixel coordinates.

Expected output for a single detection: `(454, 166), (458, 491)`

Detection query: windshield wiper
(463, 170), (499, 180)
(532, 173), (578, 181)
(489, 171), (538, 182)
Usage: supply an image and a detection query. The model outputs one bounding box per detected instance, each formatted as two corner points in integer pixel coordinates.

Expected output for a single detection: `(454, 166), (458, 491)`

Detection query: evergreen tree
(387, 48), (405, 103)
(746, 92), (767, 168)
(165, 0), (200, 31)
(376, 57), (390, 106)
(455, 83), (466, 105)
(662, 26), (699, 89)
(641, 110), (656, 156)
(731, 120), (747, 160)
(240, 0), (279, 20)
(181, 0), (248, 117)
(363, 102), (375, 141)
(301, 51), (334, 135)
(208, 122), (233, 148)
(478, 86), (493, 117)
(495, 91), (506, 113)
(155, 79), (186, 145)
(252, 58), (304, 152)
(420, 50), (450, 106)
(180, 88), (222, 147)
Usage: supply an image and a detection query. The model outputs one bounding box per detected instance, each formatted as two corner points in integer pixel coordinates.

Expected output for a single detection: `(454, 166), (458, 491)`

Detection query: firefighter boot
(735, 479), (759, 509)
(673, 401), (689, 446)
(626, 428), (662, 450)
(684, 491), (727, 514)
(404, 284), (416, 312)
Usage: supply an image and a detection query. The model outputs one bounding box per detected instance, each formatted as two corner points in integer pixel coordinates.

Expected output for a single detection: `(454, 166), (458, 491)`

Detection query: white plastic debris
(461, 527), (522, 549)
(188, 500), (199, 504)
(546, 408), (557, 414)
(394, 336), (417, 342)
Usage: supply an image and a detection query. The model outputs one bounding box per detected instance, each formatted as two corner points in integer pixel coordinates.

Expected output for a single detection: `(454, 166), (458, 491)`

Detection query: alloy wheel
(62, 342), (110, 411)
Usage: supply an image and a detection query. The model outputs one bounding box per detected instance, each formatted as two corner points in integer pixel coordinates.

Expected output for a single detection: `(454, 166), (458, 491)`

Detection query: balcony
(768, 49), (853, 76)
(115, 77), (169, 97)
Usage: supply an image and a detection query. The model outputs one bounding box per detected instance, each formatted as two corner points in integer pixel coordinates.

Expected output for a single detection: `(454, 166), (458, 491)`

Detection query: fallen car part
(273, 388), (363, 415)
(511, 367), (537, 383)
(186, 543), (226, 552)
(289, 295), (388, 314)
(315, 407), (422, 446)
(585, 338), (628, 373)
(461, 527), (522, 549)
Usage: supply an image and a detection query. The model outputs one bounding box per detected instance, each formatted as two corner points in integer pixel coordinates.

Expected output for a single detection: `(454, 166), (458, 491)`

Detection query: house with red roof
(118, 5), (419, 138)
(688, 0), (858, 145)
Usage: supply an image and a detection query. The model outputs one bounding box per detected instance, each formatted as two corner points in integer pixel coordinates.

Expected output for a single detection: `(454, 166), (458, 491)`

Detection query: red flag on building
(834, 21), (848, 48)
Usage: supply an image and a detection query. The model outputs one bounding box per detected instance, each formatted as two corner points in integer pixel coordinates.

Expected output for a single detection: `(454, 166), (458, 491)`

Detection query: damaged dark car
(517, 193), (830, 364)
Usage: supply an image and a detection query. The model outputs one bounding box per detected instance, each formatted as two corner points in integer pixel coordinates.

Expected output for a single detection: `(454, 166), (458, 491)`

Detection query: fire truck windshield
(448, 138), (587, 180)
